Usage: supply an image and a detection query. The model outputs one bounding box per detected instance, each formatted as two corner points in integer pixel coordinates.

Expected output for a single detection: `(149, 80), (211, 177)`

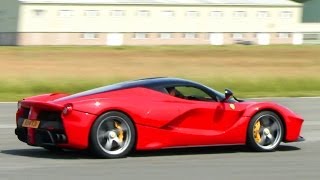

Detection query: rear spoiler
(21, 100), (64, 111)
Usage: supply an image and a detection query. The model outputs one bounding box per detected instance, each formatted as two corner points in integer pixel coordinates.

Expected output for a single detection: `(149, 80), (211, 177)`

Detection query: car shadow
(0, 148), (94, 159)
(131, 144), (301, 157)
(1, 144), (301, 160)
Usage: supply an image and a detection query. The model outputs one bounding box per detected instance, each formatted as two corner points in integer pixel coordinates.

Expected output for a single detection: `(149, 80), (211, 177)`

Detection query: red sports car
(15, 77), (304, 158)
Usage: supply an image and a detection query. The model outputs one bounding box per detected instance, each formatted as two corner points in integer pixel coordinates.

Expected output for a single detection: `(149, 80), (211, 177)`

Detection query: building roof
(18, 0), (302, 6)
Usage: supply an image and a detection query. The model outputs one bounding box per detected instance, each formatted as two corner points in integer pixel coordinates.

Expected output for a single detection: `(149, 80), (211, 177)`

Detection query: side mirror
(223, 88), (233, 102)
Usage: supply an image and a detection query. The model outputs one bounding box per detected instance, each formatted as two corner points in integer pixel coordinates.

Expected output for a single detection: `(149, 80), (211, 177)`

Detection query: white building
(0, 0), (311, 45)
(300, 0), (320, 44)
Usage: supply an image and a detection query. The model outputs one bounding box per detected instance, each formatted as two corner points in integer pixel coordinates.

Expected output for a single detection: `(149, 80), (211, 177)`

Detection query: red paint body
(16, 87), (304, 150)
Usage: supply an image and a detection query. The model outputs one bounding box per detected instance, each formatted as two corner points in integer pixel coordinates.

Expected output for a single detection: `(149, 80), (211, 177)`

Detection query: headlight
(17, 101), (22, 109)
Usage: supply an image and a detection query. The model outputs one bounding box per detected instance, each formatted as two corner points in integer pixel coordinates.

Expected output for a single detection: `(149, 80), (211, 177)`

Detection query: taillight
(62, 104), (73, 115)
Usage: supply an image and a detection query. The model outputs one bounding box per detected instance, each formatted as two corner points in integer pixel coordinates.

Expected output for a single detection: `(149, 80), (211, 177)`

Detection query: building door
(209, 33), (224, 45)
(106, 33), (124, 46)
(28, 33), (40, 45)
(292, 33), (303, 45)
(257, 33), (270, 45)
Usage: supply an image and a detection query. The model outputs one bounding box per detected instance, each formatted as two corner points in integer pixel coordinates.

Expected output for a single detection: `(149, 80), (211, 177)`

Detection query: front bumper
(284, 115), (304, 142)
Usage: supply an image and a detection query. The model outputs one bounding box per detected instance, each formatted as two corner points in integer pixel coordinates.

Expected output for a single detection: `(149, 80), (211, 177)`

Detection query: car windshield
(202, 85), (238, 103)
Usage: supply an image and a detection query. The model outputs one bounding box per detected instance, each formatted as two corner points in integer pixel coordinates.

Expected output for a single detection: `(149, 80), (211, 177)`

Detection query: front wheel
(90, 111), (136, 158)
(247, 111), (284, 152)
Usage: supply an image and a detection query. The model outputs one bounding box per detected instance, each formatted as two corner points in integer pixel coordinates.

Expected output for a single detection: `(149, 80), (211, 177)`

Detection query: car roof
(127, 77), (201, 87)
(54, 77), (203, 102)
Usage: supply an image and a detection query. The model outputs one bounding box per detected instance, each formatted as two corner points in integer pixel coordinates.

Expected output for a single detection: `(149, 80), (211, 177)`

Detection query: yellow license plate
(22, 119), (40, 128)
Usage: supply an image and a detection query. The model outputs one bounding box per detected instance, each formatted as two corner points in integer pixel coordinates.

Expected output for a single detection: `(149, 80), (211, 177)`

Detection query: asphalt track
(0, 98), (319, 180)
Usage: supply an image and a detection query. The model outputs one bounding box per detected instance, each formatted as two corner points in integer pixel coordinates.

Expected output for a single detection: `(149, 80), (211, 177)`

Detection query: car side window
(167, 86), (215, 102)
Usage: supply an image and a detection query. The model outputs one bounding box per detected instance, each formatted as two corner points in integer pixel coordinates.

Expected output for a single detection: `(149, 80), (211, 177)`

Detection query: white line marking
(249, 97), (320, 100)
(296, 97), (320, 99)
(0, 102), (16, 104)
(0, 124), (16, 128)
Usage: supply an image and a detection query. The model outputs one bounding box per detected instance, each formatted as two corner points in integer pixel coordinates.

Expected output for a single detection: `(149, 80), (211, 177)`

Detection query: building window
(233, 11), (247, 18)
(184, 33), (198, 39)
(159, 33), (172, 39)
(137, 10), (150, 17)
(58, 10), (73, 17)
(232, 33), (244, 39)
(186, 11), (200, 17)
(32, 9), (46, 17)
(210, 11), (223, 18)
(84, 10), (99, 17)
(161, 10), (175, 17)
(82, 33), (98, 39)
(257, 11), (270, 18)
(110, 10), (125, 17)
(280, 11), (293, 19)
(278, 33), (290, 39)
(134, 33), (148, 39)
(303, 34), (319, 40)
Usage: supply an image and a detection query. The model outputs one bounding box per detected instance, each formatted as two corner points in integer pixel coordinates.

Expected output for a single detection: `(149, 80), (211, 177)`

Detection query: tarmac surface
(0, 98), (319, 180)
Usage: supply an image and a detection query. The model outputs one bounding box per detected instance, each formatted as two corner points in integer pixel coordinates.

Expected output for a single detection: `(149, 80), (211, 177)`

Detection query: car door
(163, 86), (242, 147)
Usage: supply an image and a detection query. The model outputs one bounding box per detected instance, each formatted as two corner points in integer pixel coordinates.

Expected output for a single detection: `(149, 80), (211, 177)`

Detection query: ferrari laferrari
(15, 77), (304, 158)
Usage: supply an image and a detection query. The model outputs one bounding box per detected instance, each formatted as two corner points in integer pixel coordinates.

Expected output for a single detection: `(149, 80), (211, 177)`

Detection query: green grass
(1, 77), (320, 101)
(0, 45), (320, 101)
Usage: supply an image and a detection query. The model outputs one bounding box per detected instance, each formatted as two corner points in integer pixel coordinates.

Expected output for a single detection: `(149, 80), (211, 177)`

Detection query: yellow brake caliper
(114, 122), (124, 142)
(253, 120), (261, 143)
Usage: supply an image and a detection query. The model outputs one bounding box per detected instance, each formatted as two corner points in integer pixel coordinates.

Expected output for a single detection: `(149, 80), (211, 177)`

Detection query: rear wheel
(247, 111), (284, 152)
(90, 111), (135, 158)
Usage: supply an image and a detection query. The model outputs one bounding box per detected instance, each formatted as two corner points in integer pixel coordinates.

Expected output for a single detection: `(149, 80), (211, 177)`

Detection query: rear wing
(21, 100), (63, 111)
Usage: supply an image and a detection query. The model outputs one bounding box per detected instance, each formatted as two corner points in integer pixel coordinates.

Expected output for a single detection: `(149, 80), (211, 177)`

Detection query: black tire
(247, 111), (284, 152)
(90, 111), (136, 158)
